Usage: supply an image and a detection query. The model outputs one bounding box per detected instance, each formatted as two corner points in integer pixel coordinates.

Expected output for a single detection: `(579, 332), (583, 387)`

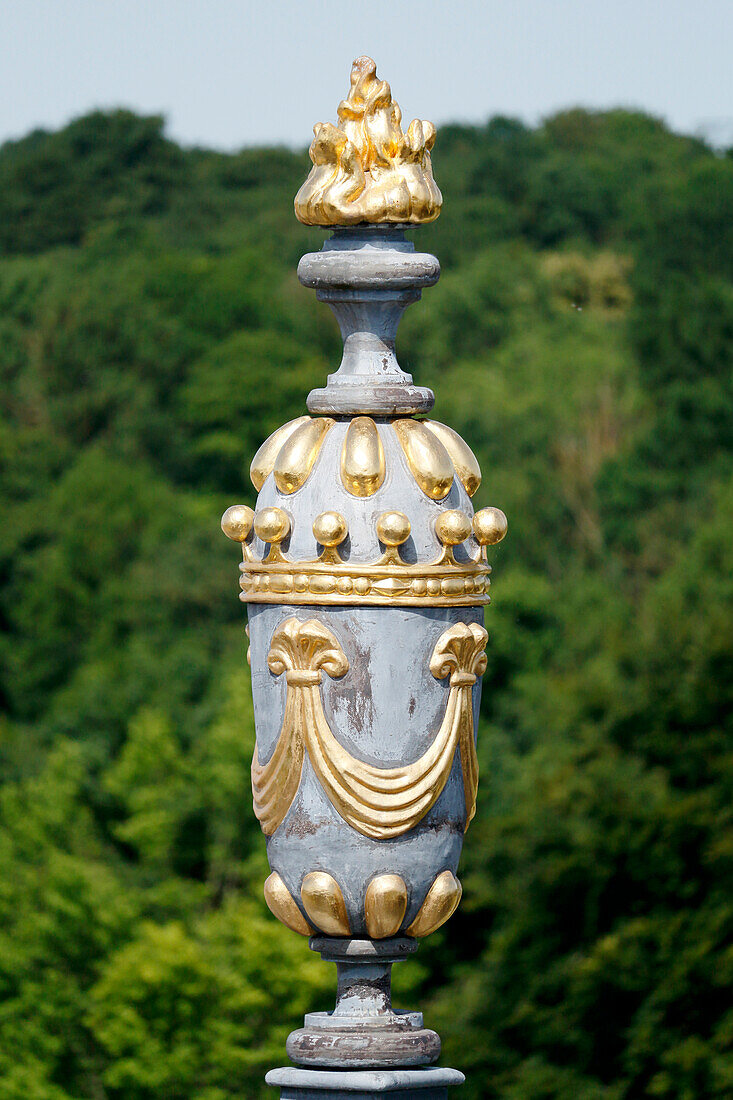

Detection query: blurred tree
(0, 111), (187, 253)
(0, 105), (730, 1099)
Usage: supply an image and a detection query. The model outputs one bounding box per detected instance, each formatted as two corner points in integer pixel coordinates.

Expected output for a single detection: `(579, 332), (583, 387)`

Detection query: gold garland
(251, 618), (487, 840)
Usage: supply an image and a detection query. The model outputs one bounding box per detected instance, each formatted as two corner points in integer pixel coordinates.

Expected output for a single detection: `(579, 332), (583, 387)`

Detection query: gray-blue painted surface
(266, 1065), (465, 1097)
(242, 225), (482, 1077)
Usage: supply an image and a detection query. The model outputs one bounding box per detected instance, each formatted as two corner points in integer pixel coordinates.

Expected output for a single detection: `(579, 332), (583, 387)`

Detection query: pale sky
(1, 0), (731, 150)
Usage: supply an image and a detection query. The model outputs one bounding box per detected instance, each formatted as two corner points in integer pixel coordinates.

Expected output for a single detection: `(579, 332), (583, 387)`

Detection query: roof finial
(294, 56), (442, 226)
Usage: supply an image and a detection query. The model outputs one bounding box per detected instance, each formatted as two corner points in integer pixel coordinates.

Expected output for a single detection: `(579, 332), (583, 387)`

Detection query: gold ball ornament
(376, 511), (411, 547)
(473, 507), (508, 546)
(435, 509), (472, 546)
(313, 511), (348, 547)
(254, 507), (291, 544)
(221, 504), (254, 542)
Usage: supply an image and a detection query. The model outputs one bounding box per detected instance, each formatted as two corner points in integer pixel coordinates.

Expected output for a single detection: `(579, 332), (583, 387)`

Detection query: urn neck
(286, 937), (441, 1068)
(299, 227), (439, 417)
(312, 936), (418, 1021)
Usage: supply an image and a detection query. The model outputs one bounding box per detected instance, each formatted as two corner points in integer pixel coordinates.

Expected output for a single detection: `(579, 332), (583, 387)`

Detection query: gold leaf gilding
(473, 507), (508, 546)
(301, 871), (351, 936)
(429, 622), (487, 828)
(250, 416), (310, 492)
(264, 872), (314, 937)
(424, 421), (482, 498)
(221, 504), (254, 543)
(294, 56), (442, 226)
(252, 618), (487, 840)
(365, 874), (408, 939)
(273, 417), (335, 495)
(251, 618), (349, 835)
(393, 419), (454, 500)
(238, 503), (494, 607)
(406, 870), (462, 938)
(340, 416), (386, 497)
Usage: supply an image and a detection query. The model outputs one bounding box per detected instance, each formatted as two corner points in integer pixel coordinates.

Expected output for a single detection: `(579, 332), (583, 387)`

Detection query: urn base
(287, 1010), (441, 1070)
(287, 938), (441, 1070)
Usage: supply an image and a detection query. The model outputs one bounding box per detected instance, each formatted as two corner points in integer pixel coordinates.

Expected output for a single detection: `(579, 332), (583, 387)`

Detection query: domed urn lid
(221, 409), (507, 608)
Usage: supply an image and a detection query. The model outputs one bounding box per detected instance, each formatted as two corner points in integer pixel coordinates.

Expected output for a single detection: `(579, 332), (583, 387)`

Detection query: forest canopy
(0, 107), (732, 1099)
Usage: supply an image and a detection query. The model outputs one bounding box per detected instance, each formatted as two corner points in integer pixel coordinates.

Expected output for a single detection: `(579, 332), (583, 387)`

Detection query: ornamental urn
(222, 57), (507, 1096)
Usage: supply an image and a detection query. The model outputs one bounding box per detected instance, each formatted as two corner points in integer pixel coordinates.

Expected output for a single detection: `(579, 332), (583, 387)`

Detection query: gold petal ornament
(365, 874), (408, 939)
(423, 421), (482, 497)
(250, 416), (311, 492)
(248, 414), (490, 518)
(393, 419), (454, 501)
(301, 871), (351, 936)
(340, 416), (386, 497)
(406, 871), (462, 938)
(273, 418), (335, 495)
(264, 872), (314, 937)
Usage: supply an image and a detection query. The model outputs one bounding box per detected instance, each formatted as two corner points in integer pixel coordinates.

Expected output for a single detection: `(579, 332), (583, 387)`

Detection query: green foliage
(0, 105), (731, 1097)
(0, 111), (186, 254)
(88, 903), (331, 1100)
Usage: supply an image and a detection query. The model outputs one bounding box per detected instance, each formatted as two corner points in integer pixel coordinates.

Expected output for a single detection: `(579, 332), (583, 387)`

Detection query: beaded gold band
(222, 505), (507, 608)
(239, 556), (491, 607)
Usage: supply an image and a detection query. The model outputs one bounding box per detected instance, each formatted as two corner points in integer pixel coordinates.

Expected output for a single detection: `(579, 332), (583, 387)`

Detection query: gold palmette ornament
(295, 56), (442, 226)
(223, 57), (507, 1079)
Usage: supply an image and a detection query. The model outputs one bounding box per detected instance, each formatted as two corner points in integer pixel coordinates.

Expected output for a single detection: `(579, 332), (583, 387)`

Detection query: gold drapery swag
(251, 618), (487, 840)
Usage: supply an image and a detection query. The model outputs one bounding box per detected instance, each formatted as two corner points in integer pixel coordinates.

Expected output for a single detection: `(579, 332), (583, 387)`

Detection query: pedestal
(266, 1066), (465, 1098)
(287, 938), (439, 1068)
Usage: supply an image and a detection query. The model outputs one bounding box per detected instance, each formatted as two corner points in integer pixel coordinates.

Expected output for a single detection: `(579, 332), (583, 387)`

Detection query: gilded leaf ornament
(250, 416), (310, 492)
(340, 416), (386, 497)
(247, 415), (481, 502)
(252, 618), (488, 839)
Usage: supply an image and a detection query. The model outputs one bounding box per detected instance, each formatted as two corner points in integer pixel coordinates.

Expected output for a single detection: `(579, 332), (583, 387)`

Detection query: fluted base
(266, 1066), (464, 1097)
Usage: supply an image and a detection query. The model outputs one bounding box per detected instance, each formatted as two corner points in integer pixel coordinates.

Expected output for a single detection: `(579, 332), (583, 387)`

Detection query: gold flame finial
(294, 56), (442, 226)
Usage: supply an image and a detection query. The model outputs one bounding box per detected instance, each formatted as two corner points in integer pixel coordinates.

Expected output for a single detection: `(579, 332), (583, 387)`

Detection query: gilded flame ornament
(294, 56), (442, 226)
(222, 57), (507, 1087)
